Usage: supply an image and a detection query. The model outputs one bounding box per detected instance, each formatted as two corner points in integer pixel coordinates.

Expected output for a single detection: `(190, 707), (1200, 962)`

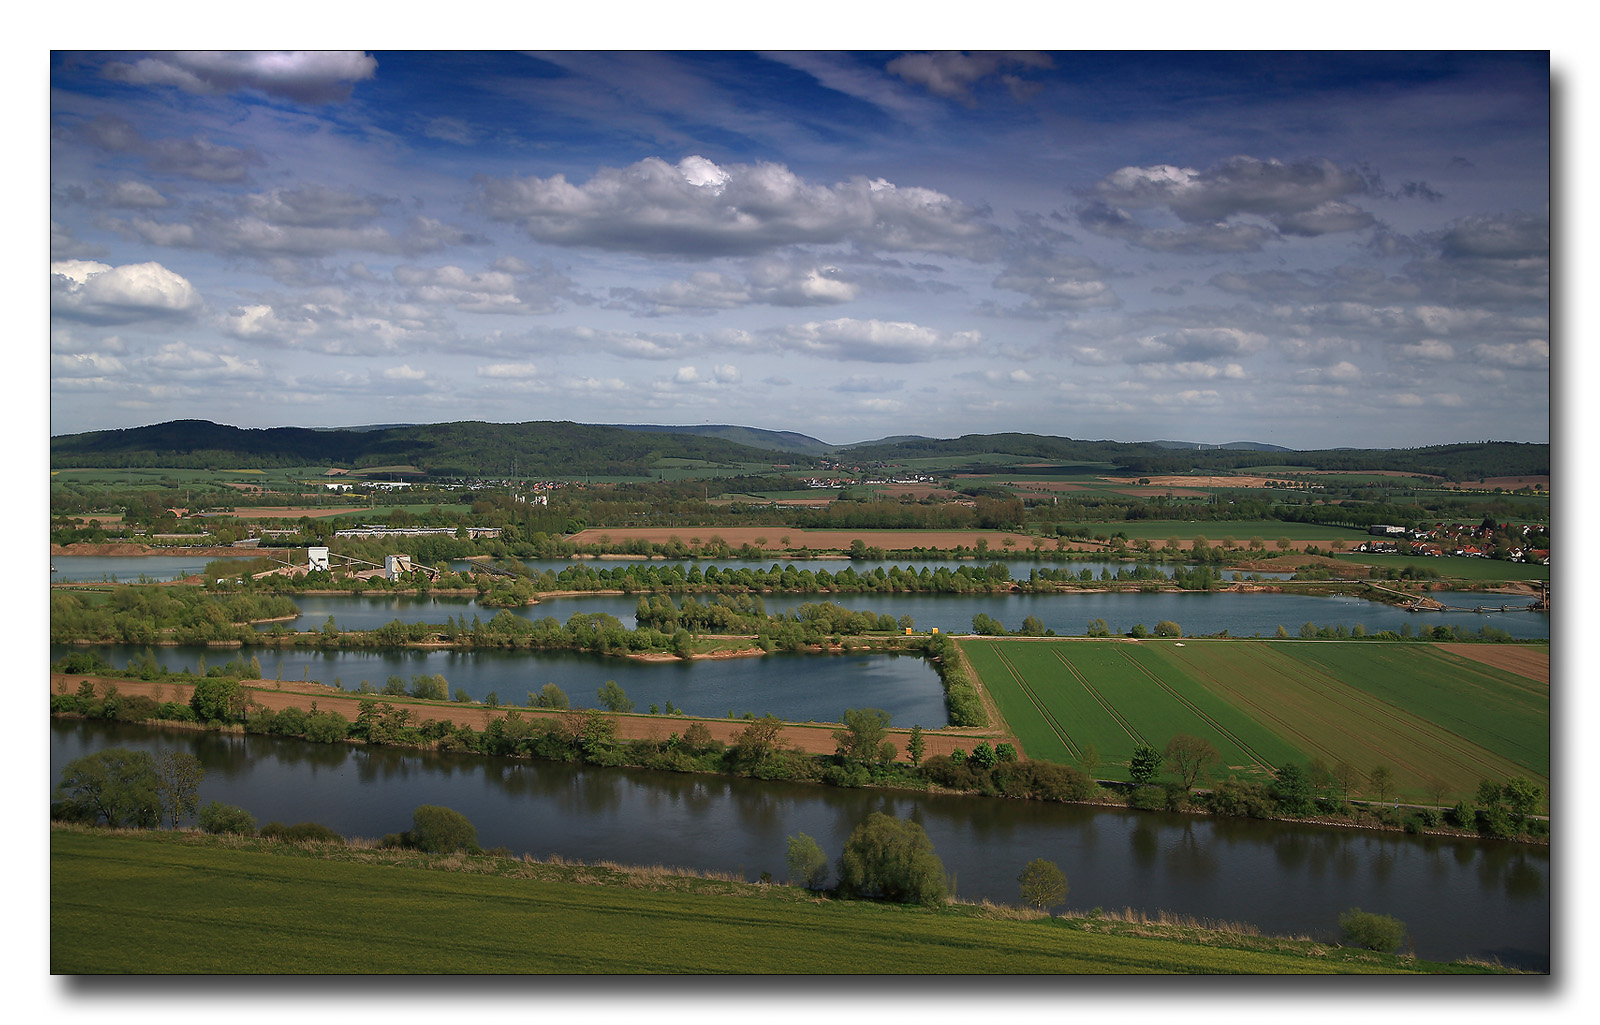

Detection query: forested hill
(50, 420), (1548, 482)
(48, 420), (819, 477)
(834, 434), (1548, 481)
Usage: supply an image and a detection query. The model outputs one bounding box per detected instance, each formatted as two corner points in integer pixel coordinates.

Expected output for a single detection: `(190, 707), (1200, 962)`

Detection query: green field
(51, 827), (1443, 974)
(962, 638), (1548, 802)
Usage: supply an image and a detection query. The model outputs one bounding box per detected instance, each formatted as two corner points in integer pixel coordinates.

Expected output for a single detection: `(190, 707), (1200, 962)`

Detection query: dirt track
(50, 675), (1015, 762)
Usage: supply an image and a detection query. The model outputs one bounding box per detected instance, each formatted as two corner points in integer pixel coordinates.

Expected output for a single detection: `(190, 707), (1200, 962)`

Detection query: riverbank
(53, 824), (1489, 974)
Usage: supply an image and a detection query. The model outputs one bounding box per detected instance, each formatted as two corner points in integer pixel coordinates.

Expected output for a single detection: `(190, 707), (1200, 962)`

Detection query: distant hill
(50, 420), (817, 477)
(1150, 440), (1295, 453)
(606, 423), (835, 456)
(50, 420), (1549, 483)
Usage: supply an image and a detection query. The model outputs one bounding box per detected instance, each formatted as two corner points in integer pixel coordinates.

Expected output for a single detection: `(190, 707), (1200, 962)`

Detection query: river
(48, 717), (1550, 971)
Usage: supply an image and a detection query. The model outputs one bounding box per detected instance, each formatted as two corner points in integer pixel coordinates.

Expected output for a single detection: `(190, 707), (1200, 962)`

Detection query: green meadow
(961, 638), (1548, 803)
(51, 827), (1454, 975)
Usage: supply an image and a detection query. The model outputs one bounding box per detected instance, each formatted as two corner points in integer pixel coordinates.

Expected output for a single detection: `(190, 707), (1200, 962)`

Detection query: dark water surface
(50, 719), (1550, 971)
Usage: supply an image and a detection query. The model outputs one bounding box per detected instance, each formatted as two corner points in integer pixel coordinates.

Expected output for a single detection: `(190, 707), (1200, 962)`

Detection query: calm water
(49, 718), (1551, 971)
(49, 643), (949, 726)
(248, 588), (1550, 640)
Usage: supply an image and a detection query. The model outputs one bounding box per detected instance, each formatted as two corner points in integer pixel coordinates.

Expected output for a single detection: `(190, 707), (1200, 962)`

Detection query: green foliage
(1018, 858), (1068, 912)
(1269, 763), (1315, 817)
(56, 747), (161, 828)
(189, 677), (244, 723)
(1128, 743), (1161, 786)
(785, 833), (830, 891)
(197, 800), (256, 835)
(1154, 620), (1182, 638)
(596, 680), (634, 713)
(907, 724), (926, 767)
(259, 821), (345, 845)
(837, 812), (947, 907)
(1339, 908), (1407, 953)
(407, 805), (479, 854)
(533, 683), (570, 710)
(833, 708), (893, 763)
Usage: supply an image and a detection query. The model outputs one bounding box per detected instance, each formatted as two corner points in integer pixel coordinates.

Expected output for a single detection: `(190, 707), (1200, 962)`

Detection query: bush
(197, 800), (256, 835)
(407, 804), (479, 853)
(1339, 908), (1406, 952)
(1206, 777), (1277, 818)
(303, 710), (349, 744)
(837, 812), (947, 907)
(259, 821), (345, 845)
(1127, 784), (1166, 811)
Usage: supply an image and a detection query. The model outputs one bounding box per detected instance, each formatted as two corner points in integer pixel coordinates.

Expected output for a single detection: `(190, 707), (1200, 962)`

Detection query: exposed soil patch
(50, 675), (1015, 762)
(51, 542), (261, 558)
(1434, 644), (1550, 684)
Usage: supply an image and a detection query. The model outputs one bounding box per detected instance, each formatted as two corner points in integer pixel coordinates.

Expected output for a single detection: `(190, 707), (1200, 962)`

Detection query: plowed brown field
(567, 526), (1048, 552)
(52, 675), (1013, 762)
(1435, 644), (1550, 684)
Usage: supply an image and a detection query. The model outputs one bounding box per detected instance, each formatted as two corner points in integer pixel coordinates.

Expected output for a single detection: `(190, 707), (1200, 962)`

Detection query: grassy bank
(50, 825), (1493, 974)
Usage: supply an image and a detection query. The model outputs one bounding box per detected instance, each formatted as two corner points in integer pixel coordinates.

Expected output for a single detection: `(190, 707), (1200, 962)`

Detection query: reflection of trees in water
(1163, 822), (1218, 882)
(1477, 844), (1549, 901)
(1129, 821), (1159, 869)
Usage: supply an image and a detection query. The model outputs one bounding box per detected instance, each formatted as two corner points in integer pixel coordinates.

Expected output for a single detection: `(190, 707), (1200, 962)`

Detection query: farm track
(1049, 649), (1147, 747)
(990, 646), (1081, 759)
(1112, 648), (1272, 770)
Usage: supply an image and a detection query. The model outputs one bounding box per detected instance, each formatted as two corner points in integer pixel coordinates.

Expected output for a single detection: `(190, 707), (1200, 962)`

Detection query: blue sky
(48, 49), (1551, 449)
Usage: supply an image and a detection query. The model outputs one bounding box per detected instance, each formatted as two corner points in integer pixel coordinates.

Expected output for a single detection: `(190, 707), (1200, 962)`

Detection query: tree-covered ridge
(50, 419), (1548, 481)
(49, 420), (818, 476)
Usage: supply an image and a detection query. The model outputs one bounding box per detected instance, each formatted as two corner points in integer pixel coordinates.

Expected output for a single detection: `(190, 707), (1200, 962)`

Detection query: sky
(47, 49), (1552, 450)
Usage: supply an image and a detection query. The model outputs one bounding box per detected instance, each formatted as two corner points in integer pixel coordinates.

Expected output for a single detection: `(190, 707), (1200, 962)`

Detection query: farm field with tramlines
(960, 638), (1548, 803)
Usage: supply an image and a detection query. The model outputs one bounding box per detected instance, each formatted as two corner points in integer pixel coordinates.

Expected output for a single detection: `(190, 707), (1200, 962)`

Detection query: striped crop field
(960, 638), (1548, 802)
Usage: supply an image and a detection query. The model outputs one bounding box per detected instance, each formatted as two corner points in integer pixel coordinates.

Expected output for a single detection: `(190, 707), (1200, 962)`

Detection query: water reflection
(49, 718), (1549, 970)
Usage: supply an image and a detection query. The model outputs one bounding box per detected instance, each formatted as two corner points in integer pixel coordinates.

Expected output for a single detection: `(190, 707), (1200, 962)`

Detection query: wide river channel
(50, 717), (1550, 970)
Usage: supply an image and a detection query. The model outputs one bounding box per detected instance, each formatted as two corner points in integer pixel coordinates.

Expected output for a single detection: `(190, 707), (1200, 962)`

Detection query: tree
(969, 740), (998, 770)
(907, 724), (926, 767)
(785, 833), (830, 891)
(56, 748), (161, 828)
(154, 750), (204, 829)
(533, 683), (570, 709)
(1367, 764), (1396, 805)
(734, 714), (785, 766)
(1154, 620), (1182, 638)
(189, 677), (244, 723)
(407, 805), (478, 853)
(1270, 762), (1315, 816)
(1163, 734), (1219, 789)
(1078, 742), (1101, 778)
(1332, 760), (1360, 803)
(1017, 858), (1068, 913)
(1501, 776), (1543, 826)
(596, 680), (634, 713)
(1086, 618), (1111, 637)
(837, 813), (947, 907)
(833, 708), (892, 763)
(1128, 743), (1162, 786)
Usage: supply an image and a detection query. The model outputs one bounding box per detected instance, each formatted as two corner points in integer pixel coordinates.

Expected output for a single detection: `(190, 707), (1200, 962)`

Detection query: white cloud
(382, 364), (425, 381)
(50, 260), (200, 323)
(1395, 339), (1456, 362)
(1471, 339), (1549, 369)
(476, 362), (540, 379)
(478, 155), (998, 259)
(778, 318), (985, 363)
(103, 51), (377, 104)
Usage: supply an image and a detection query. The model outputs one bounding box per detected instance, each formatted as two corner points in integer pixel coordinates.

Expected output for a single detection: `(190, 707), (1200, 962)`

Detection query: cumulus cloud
(885, 51), (1054, 103)
(1077, 201), (1275, 254)
(476, 362), (540, 379)
(834, 375), (903, 393)
(477, 155), (998, 259)
(777, 318), (985, 363)
(1395, 339), (1456, 362)
(1471, 338), (1549, 369)
(394, 263), (571, 315)
(610, 259), (863, 316)
(103, 51), (378, 104)
(992, 254), (1119, 311)
(97, 180), (170, 208)
(51, 259), (200, 323)
(382, 364), (426, 381)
